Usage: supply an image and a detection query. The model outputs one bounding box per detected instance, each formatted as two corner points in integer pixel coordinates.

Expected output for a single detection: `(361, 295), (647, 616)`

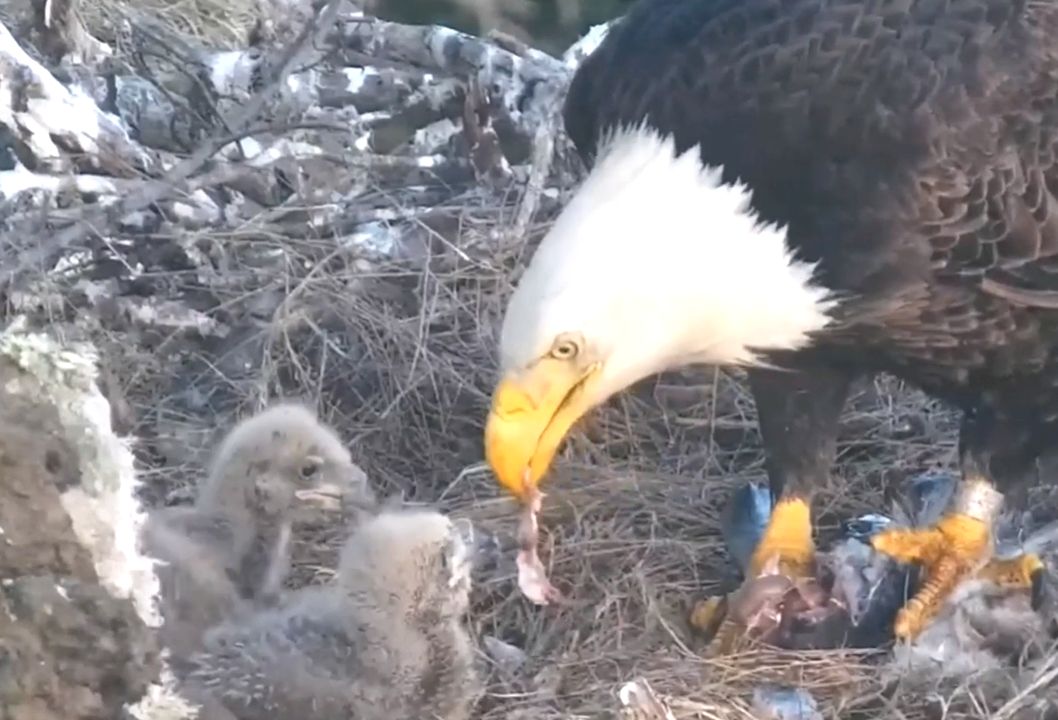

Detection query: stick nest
(2, 2), (1057, 718)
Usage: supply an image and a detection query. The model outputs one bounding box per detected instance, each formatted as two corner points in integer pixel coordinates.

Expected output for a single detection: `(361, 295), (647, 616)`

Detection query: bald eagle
(484, 0), (1058, 642)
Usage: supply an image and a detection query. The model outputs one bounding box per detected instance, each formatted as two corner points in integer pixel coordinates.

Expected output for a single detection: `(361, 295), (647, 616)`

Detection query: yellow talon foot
(977, 553), (1047, 608)
(872, 510), (993, 641)
(689, 595), (728, 638)
(707, 612), (748, 656)
(689, 595), (748, 654)
(976, 553), (1044, 588)
(693, 497), (818, 655)
(748, 497), (816, 577)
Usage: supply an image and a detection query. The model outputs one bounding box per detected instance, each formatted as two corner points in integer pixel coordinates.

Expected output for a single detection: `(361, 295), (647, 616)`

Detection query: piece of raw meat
(515, 480), (564, 605)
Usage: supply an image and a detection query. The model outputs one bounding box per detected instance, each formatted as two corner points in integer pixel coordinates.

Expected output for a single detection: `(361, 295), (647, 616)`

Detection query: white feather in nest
(0, 318), (199, 719)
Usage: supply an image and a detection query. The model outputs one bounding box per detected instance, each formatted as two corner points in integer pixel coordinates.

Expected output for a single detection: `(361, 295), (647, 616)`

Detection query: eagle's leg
(744, 365), (855, 577)
(689, 365), (854, 642)
(871, 410), (1045, 640)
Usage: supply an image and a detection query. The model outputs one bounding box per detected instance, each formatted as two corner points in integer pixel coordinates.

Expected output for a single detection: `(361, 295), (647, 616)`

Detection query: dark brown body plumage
(566, 0), (1058, 488)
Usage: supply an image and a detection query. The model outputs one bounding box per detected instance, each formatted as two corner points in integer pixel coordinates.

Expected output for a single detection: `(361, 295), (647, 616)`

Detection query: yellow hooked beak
(484, 356), (600, 503)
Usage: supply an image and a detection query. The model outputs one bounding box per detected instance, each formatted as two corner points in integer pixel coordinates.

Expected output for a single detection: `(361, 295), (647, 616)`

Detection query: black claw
(1031, 567), (1047, 611)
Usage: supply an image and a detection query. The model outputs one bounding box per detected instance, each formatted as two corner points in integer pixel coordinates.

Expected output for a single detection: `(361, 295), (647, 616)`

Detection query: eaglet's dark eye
(300, 462), (319, 479)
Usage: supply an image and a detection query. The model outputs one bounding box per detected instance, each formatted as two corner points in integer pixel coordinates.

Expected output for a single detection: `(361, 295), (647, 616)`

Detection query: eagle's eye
(551, 339), (579, 360)
(300, 462), (319, 479)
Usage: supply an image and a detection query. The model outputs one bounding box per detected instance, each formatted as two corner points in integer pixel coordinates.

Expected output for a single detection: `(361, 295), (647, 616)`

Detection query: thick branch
(0, 21), (156, 177)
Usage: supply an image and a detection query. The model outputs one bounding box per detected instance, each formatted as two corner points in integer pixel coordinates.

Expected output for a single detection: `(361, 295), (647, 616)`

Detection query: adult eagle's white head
(484, 124), (838, 501)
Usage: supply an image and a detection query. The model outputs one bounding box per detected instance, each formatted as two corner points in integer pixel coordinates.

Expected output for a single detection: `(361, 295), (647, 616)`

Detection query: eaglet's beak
(293, 464), (347, 512)
(484, 356), (600, 502)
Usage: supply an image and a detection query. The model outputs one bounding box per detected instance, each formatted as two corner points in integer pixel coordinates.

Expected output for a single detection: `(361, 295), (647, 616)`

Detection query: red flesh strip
(515, 483), (564, 605)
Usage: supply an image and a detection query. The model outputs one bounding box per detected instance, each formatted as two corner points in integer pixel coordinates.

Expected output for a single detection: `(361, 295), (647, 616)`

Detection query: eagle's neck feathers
(502, 122), (839, 386)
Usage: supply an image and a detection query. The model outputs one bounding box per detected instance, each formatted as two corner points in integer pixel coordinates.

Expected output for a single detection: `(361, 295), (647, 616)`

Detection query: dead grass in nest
(83, 0), (257, 47)
(101, 185), (1057, 718)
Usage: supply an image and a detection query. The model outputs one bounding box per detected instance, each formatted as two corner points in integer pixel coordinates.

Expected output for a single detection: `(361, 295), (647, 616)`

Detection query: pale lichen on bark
(0, 318), (200, 719)
(1, 319), (158, 620)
